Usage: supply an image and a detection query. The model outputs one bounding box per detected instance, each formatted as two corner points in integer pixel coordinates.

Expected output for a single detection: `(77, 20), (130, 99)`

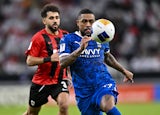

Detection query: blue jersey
(60, 31), (115, 87)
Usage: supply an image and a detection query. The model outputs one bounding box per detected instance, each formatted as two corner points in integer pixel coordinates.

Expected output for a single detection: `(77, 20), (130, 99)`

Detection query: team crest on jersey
(60, 43), (65, 52)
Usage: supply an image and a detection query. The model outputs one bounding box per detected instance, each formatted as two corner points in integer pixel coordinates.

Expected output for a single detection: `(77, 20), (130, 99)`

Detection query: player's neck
(45, 28), (59, 35)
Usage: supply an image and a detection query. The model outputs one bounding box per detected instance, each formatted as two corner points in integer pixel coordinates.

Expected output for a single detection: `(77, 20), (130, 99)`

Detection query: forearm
(26, 55), (51, 66)
(60, 47), (84, 68)
(105, 53), (126, 74)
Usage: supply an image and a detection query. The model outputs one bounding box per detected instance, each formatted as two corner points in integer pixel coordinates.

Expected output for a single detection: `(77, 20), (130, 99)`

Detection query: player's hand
(51, 53), (59, 62)
(123, 69), (134, 83)
(80, 36), (92, 50)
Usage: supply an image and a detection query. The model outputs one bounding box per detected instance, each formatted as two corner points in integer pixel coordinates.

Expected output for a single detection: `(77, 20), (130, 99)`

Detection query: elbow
(26, 57), (34, 66)
(60, 58), (67, 69)
(60, 62), (66, 69)
(60, 56), (69, 69)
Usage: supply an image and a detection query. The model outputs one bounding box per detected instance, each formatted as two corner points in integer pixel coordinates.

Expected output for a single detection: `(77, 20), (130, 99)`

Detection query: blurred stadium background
(0, 0), (160, 115)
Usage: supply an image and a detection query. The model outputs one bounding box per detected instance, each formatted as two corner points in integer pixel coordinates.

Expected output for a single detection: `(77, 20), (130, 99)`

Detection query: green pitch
(0, 102), (160, 115)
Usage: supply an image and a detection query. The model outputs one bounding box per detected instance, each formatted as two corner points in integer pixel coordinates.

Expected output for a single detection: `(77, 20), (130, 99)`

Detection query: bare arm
(60, 47), (84, 68)
(26, 53), (59, 66)
(104, 53), (125, 73)
(26, 55), (44, 66)
(60, 36), (91, 69)
(104, 52), (134, 83)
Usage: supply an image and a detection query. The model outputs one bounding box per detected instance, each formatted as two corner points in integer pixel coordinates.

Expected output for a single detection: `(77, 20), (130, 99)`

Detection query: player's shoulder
(62, 32), (76, 40)
(66, 32), (79, 38)
(31, 29), (45, 41)
(102, 42), (109, 46)
(60, 32), (80, 44)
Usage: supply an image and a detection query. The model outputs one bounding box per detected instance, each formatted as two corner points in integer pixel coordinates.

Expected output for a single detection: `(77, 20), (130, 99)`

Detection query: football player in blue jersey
(59, 9), (134, 115)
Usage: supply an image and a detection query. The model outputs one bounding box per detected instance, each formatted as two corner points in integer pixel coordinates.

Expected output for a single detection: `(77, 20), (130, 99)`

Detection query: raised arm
(60, 36), (91, 68)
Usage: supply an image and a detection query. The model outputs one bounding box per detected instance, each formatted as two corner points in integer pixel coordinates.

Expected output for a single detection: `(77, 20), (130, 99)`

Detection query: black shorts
(28, 80), (69, 107)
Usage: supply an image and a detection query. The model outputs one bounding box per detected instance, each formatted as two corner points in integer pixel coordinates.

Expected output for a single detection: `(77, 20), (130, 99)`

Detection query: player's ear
(76, 19), (80, 27)
(42, 18), (46, 25)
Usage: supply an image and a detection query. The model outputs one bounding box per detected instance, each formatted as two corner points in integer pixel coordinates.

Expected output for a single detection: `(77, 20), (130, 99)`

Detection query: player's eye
(89, 20), (95, 24)
(55, 16), (60, 19)
(49, 16), (54, 20)
(49, 16), (59, 20)
(81, 19), (95, 24)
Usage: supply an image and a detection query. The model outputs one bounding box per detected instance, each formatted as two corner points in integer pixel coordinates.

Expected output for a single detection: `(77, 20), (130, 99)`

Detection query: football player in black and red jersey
(23, 3), (70, 115)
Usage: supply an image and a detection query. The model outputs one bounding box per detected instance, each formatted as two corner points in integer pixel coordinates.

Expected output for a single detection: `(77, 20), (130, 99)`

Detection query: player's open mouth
(52, 25), (57, 27)
(85, 29), (91, 33)
(84, 30), (91, 36)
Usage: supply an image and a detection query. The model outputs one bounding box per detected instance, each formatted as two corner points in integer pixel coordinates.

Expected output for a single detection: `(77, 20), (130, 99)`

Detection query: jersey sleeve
(59, 34), (72, 57)
(25, 34), (43, 57)
(103, 42), (110, 54)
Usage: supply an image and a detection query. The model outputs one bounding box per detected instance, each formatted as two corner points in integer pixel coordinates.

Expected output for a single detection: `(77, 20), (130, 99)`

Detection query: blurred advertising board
(118, 84), (154, 103)
(0, 83), (160, 105)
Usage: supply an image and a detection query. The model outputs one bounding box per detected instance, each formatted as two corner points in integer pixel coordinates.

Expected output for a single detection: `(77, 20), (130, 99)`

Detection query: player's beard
(81, 27), (92, 37)
(48, 23), (59, 33)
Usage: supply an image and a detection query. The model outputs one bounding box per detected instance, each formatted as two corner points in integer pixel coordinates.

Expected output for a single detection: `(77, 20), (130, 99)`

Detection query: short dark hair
(77, 9), (94, 18)
(40, 4), (60, 18)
